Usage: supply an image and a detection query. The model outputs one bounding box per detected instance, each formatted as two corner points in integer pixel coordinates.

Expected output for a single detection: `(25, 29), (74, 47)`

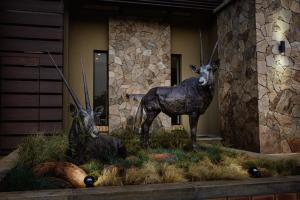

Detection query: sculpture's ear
(94, 106), (104, 117)
(69, 103), (77, 117)
(190, 64), (200, 74)
(212, 59), (220, 72)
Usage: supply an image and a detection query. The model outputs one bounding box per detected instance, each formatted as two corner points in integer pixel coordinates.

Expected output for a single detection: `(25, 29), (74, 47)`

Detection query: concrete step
(196, 135), (223, 145)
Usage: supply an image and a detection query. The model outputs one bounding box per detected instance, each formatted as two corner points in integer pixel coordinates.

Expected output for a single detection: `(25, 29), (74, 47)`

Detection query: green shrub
(18, 132), (68, 167)
(0, 165), (68, 191)
(150, 129), (191, 149)
(81, 160), (104, 176)
(204, 145), (223, 163)
(111, 128), (191, 151)
(111, 128), (141, 155)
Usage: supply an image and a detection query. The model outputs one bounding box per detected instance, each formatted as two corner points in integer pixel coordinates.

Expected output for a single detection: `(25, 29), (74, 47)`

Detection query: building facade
(0, 0), (299, 154)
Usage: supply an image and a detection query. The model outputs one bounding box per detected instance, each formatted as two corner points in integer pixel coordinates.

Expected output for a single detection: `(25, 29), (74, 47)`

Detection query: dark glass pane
(94, 51), (108, 126)
(171, 54), (181, 125)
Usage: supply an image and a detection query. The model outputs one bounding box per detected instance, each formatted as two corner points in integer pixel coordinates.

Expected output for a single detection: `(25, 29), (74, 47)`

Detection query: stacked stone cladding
(256, 0), (300, 153)
(108, 18), (171, 131)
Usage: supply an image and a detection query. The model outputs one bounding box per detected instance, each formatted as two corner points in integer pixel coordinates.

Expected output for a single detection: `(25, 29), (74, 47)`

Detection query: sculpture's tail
(134, 101), (144, 134)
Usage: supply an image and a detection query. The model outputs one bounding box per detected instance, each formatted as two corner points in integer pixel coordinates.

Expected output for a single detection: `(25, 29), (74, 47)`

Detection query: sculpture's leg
(189, 113), (200, 151)
(141, 111), (159, 148)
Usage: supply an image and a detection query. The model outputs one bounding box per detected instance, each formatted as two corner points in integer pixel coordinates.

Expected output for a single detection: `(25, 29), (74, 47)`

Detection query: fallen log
(32, 162), (87, 188)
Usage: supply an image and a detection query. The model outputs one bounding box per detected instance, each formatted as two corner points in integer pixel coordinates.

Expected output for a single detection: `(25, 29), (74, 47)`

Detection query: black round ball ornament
(84, 176), (95, 187)
(248, 166), (261, 178)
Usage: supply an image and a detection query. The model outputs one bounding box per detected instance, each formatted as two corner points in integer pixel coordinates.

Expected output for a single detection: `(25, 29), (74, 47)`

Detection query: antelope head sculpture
(48, 53), (126, 164)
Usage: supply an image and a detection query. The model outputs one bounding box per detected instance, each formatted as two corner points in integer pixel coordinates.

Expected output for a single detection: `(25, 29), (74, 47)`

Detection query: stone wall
(256, 0), (300, 153)
(108, 18), (171, 131)
(217, 0), (300, 153)
(217, 0), (260, 152)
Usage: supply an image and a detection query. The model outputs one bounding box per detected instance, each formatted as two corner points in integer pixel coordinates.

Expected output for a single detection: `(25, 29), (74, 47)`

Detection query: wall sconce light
(278, 41), (285, 55)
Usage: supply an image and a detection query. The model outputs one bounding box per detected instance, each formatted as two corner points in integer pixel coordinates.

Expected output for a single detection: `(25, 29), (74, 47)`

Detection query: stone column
(108, 18), (171, 132)
(217, 0), (300, 153)
(217, 0), (260, 152)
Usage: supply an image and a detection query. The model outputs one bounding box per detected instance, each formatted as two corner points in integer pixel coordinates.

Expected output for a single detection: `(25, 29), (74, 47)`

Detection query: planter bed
(0, 131), (299, 200)
(0, 176), (299, 200)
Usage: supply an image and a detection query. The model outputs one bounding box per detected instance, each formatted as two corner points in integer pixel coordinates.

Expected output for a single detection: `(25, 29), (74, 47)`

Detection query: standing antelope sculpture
(48, 53), (126, 164)
(135, 40), (219, 150)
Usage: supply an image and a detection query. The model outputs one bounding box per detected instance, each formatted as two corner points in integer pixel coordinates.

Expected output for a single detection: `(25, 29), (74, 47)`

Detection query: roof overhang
(67, 0), (223, 27)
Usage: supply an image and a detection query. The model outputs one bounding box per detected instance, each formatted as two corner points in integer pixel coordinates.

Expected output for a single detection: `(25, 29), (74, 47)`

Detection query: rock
(292, 95), (300, 104)
(256, 12), (265, 25)
(292, 105), (300, 117)
(275, 90), (294, 114)
(114, 57), (122, 65)
(266, 54), (274, 66)
(281, 140), (292, 153)
(142, 49), (152, 56)
(290, 0), (300, 13)
(274, 112), (293, 126)
(265, 23), (273, 37)
(275, 55), (290, 67)
(281, 0), (290, 10)
(275, 20), (290, 33)
(288, 138), (300, 152)
(257, 40), (268, 53)
(294, 71), (300, 82)
(279, 8), (292, 23)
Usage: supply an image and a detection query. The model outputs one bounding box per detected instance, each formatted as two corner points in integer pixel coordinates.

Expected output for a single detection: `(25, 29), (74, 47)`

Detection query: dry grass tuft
(124, 162), (161, 185)
(94, 166), (122, 186)
(160, 163), (187, 183)
(187, 157), (248, 181)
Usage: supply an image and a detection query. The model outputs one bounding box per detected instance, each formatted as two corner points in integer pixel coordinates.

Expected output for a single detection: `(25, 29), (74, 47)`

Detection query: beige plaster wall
(64, 16), (108, 128)
(171, 24), (221, 136)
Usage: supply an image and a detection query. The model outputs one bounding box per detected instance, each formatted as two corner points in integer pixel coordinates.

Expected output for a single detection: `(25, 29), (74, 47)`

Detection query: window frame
(93, 50), (109, 126)
(171, 54), (182, 125)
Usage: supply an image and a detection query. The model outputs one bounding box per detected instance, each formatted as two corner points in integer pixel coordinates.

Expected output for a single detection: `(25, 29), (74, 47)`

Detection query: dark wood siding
(0, 0), (64, 154)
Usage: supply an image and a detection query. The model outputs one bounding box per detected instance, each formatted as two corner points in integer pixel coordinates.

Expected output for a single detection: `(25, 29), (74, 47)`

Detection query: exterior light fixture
(278, 41), (285, 55)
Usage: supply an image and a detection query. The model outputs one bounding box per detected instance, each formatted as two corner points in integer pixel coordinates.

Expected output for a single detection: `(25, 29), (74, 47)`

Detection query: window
(171, 54), (181, 125)
(94, 50), (108, 126)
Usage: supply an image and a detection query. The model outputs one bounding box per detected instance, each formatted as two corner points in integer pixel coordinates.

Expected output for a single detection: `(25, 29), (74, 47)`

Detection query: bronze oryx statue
(48, 53), (126, 164)
(135, 40), (219, 150)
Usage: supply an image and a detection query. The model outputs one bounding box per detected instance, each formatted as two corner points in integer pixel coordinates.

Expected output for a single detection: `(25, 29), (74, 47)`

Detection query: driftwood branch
(32, 162), (87, 188)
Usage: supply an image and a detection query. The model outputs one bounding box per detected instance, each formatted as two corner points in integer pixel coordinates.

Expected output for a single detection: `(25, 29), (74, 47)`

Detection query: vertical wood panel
(1, 94), (39, 107)
(1, 108), (39, 121)
(0, 11), (63, 27)
(40, 95), (62, 107)
(0, 122), (39, 135)
(0, 0), (64, 152)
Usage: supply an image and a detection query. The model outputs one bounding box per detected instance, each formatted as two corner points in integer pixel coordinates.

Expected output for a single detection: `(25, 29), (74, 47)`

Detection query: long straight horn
(200, 30), (204, 66)
(80, 57), (92, 114)
(47, 52), (82, 110)
(208, 39), (219, 65)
